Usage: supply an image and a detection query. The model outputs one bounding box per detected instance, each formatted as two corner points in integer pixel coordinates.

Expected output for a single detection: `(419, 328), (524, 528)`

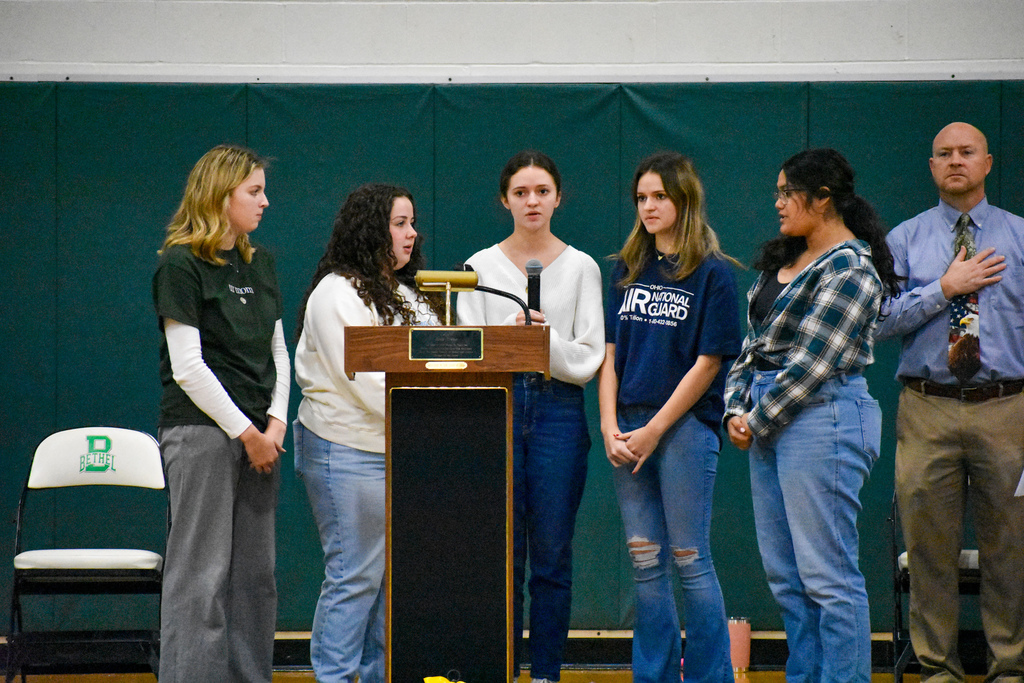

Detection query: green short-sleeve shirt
(153, 244), (283, 432)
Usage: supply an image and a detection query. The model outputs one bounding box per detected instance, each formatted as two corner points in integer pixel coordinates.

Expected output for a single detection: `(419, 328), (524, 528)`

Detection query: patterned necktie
(948, 213), (981, 383)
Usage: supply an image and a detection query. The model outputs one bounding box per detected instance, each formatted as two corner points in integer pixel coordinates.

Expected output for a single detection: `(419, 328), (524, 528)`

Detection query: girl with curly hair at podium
(293, 183), (441, 683)
(457, 150), (605, 683)
(153, 144), (290, 683)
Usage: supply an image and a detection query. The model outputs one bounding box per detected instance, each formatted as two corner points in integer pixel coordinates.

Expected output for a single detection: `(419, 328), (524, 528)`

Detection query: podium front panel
(388, 385), (511, 682)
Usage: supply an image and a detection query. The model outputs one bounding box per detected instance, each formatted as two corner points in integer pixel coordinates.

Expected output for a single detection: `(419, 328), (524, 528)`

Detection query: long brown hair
(616, 152), (738, 287)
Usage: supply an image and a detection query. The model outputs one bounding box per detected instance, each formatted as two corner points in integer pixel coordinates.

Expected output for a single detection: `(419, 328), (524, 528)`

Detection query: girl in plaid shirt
(724, 148), (900, 683)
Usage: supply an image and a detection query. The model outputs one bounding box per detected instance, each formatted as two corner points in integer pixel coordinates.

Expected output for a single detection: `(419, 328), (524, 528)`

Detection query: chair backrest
(27, 427), (164, 490)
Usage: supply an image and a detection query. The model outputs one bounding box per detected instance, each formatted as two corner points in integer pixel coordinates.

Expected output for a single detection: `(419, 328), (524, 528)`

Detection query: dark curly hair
(754, 148), (902, 307)
(296, 183), (440, 338)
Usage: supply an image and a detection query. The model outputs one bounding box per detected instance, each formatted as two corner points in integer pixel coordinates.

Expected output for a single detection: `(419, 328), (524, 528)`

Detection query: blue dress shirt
(876, 198), (1024, 384)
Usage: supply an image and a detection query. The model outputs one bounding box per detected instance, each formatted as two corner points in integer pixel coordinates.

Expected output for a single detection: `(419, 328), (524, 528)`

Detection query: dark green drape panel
(1002, 82), (1024, 216)
(621, 83), (808, 266)
(433, 84), (623, 628)
(620, 82), (809, 627)
(808, 81), (1005, 631)
(0, 83), (58, 624)
(808, 82), (1003, 223)
(433, 84), (623, 271)
(55, 83), (246, 630)
(2, 80), (1022, 637)
(55, 83), (247, 431)
(1, 83), (246, 630)
(247, 84), (435, 629)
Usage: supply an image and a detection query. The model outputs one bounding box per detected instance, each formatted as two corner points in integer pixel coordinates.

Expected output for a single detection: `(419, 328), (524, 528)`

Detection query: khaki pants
(896, 388), (1024, 683)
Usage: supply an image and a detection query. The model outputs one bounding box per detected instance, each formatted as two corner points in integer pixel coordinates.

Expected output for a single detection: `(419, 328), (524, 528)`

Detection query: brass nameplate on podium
(409, 328), (483, 361)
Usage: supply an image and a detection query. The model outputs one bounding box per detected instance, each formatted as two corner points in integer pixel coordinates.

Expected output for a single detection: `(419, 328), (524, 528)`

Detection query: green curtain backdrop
(2, 80), (1021, 634)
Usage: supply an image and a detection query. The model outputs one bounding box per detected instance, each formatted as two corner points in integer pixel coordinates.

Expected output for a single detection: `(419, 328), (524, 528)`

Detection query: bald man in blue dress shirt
(877, 122), (1024, 683)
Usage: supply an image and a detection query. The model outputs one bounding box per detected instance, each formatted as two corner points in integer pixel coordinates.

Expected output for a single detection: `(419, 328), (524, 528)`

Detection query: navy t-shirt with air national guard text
(605, 254), (741, 434)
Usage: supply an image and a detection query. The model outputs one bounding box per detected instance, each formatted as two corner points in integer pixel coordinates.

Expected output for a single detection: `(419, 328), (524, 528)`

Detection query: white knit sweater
(295, 274), (437, 453)
(456, 244), (605, 386)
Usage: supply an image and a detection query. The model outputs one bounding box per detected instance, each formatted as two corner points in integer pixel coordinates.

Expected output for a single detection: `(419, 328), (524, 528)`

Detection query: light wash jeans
(612, 407), (733, 683)
(293, 420), (386, 683)
(512, 374), (590, 682)
(748, 370), (880, 683)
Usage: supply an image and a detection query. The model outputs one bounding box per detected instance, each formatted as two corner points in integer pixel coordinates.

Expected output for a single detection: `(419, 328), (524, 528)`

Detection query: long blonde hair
(617, 152), (738, 287)
(159, 144), (266, 265)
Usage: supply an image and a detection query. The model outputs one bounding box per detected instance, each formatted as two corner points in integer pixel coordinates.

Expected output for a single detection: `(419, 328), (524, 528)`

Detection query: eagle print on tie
(948, 213), (981, 383)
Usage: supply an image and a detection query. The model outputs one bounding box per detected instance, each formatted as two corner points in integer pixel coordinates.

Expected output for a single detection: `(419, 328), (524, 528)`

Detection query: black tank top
(752, 271), (786, 326)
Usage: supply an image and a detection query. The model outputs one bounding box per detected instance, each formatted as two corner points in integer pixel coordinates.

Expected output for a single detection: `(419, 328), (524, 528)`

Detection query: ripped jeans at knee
(611, 408), (733, 683)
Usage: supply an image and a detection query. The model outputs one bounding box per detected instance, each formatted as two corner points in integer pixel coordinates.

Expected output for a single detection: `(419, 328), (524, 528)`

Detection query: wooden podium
(345, 324), (549, 683)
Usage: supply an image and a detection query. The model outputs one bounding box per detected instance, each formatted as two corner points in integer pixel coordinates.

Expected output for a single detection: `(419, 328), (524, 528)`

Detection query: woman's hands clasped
(240, 416), (288, 474)
(726, 414), (753, 450)
(602, 423), (663, 474)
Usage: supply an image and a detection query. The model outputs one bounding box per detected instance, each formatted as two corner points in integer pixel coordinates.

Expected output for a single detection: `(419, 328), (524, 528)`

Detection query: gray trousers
(158, 425), (279, 683)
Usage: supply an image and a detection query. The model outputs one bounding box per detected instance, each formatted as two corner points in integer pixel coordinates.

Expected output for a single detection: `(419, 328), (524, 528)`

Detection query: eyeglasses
(773, 186), (805, 203)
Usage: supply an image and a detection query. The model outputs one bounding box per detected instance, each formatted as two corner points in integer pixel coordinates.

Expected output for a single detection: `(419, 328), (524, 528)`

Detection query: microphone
(526, 259), (542, 313)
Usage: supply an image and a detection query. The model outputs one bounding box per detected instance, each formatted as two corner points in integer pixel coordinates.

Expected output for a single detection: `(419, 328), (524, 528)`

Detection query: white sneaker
(531, 679), (556, 683)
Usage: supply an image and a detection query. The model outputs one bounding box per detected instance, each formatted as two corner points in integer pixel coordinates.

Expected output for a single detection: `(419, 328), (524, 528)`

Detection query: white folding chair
(6, 427), (166, 682)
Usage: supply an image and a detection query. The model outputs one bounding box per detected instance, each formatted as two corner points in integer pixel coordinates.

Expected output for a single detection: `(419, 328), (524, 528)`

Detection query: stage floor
(12, 673), (981, 682)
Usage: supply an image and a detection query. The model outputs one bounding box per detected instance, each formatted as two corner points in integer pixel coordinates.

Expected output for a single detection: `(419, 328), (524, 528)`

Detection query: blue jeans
(612, 407), (733, 683)
(513, 374), (590, 682)
(748, 371), (880, 683)
(293, 421), (386, 683)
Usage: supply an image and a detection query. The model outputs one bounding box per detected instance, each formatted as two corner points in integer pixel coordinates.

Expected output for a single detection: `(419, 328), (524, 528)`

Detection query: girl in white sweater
(293, 184), (440, 683)
(457, 150), (605, 683)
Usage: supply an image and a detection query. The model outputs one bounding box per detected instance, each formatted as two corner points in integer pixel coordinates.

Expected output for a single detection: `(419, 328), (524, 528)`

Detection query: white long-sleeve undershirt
(165, 319), (290, 439)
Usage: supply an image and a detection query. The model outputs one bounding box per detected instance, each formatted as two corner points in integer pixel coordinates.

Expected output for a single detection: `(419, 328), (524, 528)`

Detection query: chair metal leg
(146, 638), (160, 681)
(6, 586), (23, 683)
(894, 636), (914, 683)
(4, 637), (26, 683)
(890, 493), (915, 683)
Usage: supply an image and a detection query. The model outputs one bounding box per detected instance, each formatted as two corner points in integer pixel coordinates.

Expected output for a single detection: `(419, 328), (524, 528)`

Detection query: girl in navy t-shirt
(598, 152), (741, 683)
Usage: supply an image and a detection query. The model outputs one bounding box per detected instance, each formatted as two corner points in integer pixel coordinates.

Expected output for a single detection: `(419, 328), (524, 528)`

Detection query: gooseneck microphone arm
(472, 285), (533, 325)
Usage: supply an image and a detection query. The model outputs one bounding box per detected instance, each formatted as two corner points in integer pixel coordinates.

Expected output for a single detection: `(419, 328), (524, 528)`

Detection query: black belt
(902, 378), (1024, 402)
